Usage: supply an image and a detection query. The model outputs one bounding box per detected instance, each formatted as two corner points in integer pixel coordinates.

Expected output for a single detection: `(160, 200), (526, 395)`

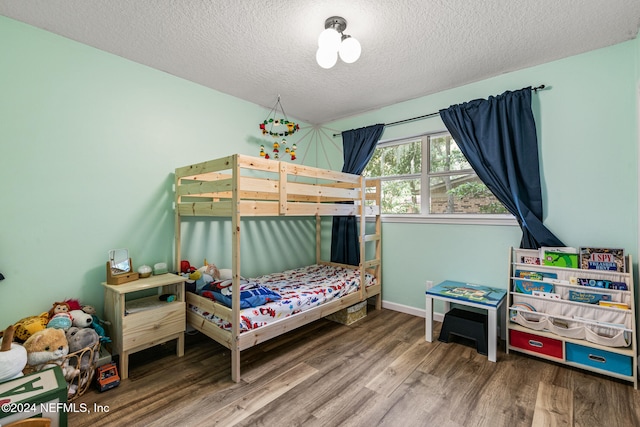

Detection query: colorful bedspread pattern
(189, 264), (376, 332)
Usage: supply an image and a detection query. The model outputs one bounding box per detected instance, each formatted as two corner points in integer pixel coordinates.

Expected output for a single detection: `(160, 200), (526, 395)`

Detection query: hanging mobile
(258, 96), (300, 160)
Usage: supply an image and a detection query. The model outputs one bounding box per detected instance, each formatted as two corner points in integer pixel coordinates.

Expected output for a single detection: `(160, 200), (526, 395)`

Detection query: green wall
(1, 15), (638, 327)
(325, 39), (639, 314)
(0, 17), (314, 327)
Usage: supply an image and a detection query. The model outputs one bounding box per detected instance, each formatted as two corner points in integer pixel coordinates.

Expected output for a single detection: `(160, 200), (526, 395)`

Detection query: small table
(425, 280), (507, 362)
(102, 273), (186, 380)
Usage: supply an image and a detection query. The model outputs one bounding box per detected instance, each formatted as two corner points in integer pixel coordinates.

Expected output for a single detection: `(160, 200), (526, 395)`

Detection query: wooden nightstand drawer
(122, 302), (185, 350)
(510, 329), (563, 359)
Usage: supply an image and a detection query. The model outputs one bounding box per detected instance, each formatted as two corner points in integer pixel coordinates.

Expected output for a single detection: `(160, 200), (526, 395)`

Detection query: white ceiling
(1, 0), (639, 125)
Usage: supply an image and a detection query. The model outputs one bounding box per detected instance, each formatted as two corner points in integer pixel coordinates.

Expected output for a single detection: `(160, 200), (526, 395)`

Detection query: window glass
(364, 132), (509, 217)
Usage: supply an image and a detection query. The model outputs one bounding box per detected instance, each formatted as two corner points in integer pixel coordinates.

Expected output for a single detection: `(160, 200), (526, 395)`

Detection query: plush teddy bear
(22, 328), (75, 379)
(13, 312), (49, 343)
(0, 325), (27, 382)
(69, 309), (92, 328)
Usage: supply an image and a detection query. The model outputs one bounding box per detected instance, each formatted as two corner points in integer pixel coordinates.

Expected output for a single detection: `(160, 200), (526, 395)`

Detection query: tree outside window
(364, 132), (508, 216)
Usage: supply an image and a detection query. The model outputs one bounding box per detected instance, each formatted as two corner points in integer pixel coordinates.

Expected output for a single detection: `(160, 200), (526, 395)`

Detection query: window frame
(366, 131), (517, 226)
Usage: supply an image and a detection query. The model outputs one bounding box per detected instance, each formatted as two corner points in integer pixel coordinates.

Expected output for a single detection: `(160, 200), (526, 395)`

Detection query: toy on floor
(0, 325), (28, 382)
(95, 362), (120, 392)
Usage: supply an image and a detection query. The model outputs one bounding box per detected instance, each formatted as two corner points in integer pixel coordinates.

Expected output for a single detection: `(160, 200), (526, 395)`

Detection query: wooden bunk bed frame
(174, 154), (382, 382)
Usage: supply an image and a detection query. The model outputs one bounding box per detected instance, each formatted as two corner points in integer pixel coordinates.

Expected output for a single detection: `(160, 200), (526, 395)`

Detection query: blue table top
(426, 280), (507, 307)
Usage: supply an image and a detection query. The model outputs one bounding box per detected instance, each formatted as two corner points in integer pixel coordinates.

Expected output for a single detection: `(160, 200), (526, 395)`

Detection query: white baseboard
(381, 300), (444, 323)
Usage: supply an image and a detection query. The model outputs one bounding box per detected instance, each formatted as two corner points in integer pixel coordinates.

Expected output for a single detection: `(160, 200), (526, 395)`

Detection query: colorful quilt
(189, 264), (376, 332)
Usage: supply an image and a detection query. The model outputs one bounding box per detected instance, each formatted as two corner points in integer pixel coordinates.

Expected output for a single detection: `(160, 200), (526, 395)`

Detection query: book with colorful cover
(542, 251), (579, 268)
(579, 247), (625, 272)
(597, 301), (630, 310)
(514, 279), (554, 294)
(568, 290), (612, 304)
(570, 277), (628, 290)
(514, 270), (558, 281)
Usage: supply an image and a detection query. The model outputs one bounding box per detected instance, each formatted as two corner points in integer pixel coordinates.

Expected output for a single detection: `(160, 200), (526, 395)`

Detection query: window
(363, 132), (511, 221)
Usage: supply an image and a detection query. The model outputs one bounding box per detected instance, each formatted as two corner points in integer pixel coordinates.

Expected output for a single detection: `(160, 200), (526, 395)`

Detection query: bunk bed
(174, 154), (382, 382)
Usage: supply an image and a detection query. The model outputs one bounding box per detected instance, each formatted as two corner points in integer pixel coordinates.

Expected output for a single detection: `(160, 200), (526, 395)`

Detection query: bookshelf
(506, 247), (637, 388)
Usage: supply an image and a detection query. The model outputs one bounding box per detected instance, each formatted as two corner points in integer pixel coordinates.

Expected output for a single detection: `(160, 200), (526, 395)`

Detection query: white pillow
(218, 269), (233, 280)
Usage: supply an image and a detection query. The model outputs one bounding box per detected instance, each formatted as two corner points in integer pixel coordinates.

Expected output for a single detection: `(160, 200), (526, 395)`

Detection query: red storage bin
(510, 329), (563, 359)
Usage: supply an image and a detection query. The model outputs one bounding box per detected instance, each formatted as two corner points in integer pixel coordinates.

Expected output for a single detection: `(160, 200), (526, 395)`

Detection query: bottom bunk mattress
(188, 264), (376, 333)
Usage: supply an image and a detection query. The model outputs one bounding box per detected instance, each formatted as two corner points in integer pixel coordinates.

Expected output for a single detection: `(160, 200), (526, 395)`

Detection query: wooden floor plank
(531, 382), (573, 427)
(66, 309), (640, 427)
(365, 336), (434, 397)
(202, 362), (318, 426)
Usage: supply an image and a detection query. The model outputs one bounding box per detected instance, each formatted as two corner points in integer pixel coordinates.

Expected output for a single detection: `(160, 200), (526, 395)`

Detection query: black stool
(438, 308), (488, 355)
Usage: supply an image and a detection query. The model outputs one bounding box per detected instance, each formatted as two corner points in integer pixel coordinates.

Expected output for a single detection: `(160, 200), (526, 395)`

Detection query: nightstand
(102, 273), (186, 380)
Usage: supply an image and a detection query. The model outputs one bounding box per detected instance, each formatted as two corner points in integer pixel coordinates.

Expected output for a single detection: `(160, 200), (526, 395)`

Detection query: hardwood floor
(69, 309), (640, 426)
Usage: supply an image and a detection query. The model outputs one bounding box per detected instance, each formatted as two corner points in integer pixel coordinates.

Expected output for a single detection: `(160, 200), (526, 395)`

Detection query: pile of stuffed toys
(0, 299), (111, 396)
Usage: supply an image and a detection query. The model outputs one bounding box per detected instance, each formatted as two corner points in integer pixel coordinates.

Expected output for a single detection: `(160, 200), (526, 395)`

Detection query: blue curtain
(439, 88), (564, 249)
(330, 124), (385, 265)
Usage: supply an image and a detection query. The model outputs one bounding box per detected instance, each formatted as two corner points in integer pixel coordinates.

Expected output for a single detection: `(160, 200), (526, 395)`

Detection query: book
(568, 290), (611, 304)
(579, 247), (625, 272)
(520, 255), (540, 265)
(514, 270), (557, 280)
(541, 247), (579, 268)
(532, 291), (561, 300)
(569, 277), (628, 290)
(514, 279), (554, 294)
(597, 301), (630, 310)
(597, 301), (629, 309)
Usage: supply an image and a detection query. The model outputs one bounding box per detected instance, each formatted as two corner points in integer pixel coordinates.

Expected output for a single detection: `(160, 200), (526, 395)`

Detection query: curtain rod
(332, 84), (546, 137)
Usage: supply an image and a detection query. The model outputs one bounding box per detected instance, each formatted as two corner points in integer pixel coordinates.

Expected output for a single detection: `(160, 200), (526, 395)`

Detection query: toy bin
(326, 301), (367, 325)
(24, 341), (100, 401)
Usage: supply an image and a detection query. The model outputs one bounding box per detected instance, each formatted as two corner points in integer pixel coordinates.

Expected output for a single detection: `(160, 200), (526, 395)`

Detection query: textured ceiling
(1, 0), (639, 124)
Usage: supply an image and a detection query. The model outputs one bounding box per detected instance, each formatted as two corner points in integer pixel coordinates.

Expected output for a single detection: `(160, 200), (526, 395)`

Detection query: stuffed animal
(47, 302), (71, 320)
(201, 259), (220, 279)
(0, 325), (28, 382)
(64, 298), (83, 312)
(47, 313), (73, 331)
(69, 310), (92, 328)
(81, 305), (111, 343)
(22, 328), (72, 375)
(180, 260), (196, 274)
(65, 326), (100, 395)
(66, 327), (99, 371)
(13, 312), (49, 343)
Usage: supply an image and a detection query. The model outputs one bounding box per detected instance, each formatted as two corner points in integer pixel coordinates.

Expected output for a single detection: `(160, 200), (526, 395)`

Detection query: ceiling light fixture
(316, 16), (361, 69)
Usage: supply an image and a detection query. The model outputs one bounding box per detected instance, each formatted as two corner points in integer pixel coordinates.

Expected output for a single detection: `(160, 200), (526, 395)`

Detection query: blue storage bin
(565, 342), (632, 376)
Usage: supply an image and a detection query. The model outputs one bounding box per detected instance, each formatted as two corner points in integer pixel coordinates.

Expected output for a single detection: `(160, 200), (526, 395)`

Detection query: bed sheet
(189, 264), (376, 332)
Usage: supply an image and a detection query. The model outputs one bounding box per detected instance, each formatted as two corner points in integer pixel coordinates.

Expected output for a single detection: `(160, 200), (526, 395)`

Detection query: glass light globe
(316, 47), (338, 69)
(318, 28), (341, 51)
(339, 37), (361, 63)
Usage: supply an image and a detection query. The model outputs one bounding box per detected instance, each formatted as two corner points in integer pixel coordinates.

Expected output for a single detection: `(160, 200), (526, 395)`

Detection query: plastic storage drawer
(565, 342), (632, 376)
(510, 329), (563, 359)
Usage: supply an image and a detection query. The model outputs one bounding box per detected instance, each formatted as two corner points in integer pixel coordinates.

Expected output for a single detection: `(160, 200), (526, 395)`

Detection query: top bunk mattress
(188, 264), (376, 333)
